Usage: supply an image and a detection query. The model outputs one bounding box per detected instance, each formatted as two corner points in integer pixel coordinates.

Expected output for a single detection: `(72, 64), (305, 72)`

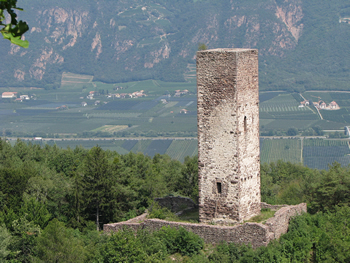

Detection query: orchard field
(1, 73), (350, 167)
(18, 137), (349, 169)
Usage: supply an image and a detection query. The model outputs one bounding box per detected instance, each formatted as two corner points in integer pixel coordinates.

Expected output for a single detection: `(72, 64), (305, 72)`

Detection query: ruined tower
(197, 48), (260, 224)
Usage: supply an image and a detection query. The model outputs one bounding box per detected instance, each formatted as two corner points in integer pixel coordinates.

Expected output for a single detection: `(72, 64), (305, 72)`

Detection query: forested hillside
(1, 140), (350, 261)
(1, 0), (350, 91)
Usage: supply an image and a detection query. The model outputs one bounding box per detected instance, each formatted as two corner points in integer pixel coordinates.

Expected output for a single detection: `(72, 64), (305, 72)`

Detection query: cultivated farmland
(260, 139), (302, 164)
(2, 72), (350, 167)
(165, 140), (198, 162)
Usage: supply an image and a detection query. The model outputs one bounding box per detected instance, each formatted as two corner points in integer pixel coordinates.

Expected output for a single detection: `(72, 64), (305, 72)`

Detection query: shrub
(154, 226), (204, 256)
(148, 201), (178, 221)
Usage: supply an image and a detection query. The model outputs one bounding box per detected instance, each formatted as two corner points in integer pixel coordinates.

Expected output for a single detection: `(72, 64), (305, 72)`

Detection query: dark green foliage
(198, 43), (207, 51)
(148, 201), (178, 221)
(286, 127), (298, 136)
(36, 219), (86, 262)
(99, 228), (167, 262)
(178, 156), (199, 202)
(0, 167), (28, 211)
(0, 224), (11, 260)
(208, 206), (350, 262)
(1, 137), (350, 260)
(260, 160), (350, 215)
(82, 146), (114, 230)
(7, 216), (40, 262)
(19, 198), (51, 229)
(309, 163), (350, 213)
(154, 226), (204, 256)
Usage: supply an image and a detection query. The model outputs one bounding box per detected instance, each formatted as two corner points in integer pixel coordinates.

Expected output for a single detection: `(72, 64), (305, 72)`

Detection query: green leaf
(1, 31), (29, 48)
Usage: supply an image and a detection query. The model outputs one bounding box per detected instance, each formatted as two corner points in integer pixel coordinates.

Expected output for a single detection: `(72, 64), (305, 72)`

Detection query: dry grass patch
(247, 208), (275, 224)
(91, 125), (128, 133)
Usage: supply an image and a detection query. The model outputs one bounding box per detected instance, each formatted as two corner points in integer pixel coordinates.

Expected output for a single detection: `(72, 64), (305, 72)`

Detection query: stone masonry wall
(197, 49), (260, 224)
(104, 203), (307, 249)
(265, 203), (307, 239)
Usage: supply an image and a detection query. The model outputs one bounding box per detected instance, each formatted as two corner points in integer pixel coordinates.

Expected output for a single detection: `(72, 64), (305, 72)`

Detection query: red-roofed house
(2, 92), (17, 99)
(330, 101), (339, 109)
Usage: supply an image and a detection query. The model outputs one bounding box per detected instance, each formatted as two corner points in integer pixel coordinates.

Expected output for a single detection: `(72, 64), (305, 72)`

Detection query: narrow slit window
(244, 116), (247, 132)
(217, 182), (222, 194)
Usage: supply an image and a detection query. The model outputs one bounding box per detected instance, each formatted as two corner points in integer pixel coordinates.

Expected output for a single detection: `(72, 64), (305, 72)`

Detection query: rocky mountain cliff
(1, 0), (350, 90)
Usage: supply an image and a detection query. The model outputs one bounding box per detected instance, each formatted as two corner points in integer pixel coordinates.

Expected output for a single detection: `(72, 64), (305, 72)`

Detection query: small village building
(174, 90), (189, 97)
(20, 95), (30, 100)
(2, 92), (17, 99)
(329, 101), (339, 109)
(300, 100), (309, 106)
(81, 102), (87, 107)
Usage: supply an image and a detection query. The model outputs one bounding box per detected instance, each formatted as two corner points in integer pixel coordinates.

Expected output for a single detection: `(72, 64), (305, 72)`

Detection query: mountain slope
(1, 0), (350, 91)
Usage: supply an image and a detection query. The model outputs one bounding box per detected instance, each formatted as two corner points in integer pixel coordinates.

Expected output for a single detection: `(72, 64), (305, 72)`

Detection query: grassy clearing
(247, 208), (275, 223)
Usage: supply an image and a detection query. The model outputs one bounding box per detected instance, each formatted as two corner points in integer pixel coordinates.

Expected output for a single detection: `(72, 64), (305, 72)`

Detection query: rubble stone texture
(197, 48), (260, 223)
(104, 203), (307, 248)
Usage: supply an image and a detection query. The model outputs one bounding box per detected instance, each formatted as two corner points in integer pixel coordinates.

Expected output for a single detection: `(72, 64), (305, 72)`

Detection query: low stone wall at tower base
(104, 203), (307, 248)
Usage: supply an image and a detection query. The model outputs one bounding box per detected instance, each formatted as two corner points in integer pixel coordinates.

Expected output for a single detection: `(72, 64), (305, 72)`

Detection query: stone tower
(197, 48), (260, 224)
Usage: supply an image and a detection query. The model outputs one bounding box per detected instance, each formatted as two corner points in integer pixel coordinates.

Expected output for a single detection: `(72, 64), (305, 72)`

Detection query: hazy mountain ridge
(1, 0), (350, 90)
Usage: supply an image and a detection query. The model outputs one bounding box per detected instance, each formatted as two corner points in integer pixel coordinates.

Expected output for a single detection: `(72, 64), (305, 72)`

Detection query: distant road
(261, 136), (327, 139)
(6, 136), (350, 142)
(261, 136), (350, 140)
(6, 137), (197, 141)
(305, 90), (350, 93)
